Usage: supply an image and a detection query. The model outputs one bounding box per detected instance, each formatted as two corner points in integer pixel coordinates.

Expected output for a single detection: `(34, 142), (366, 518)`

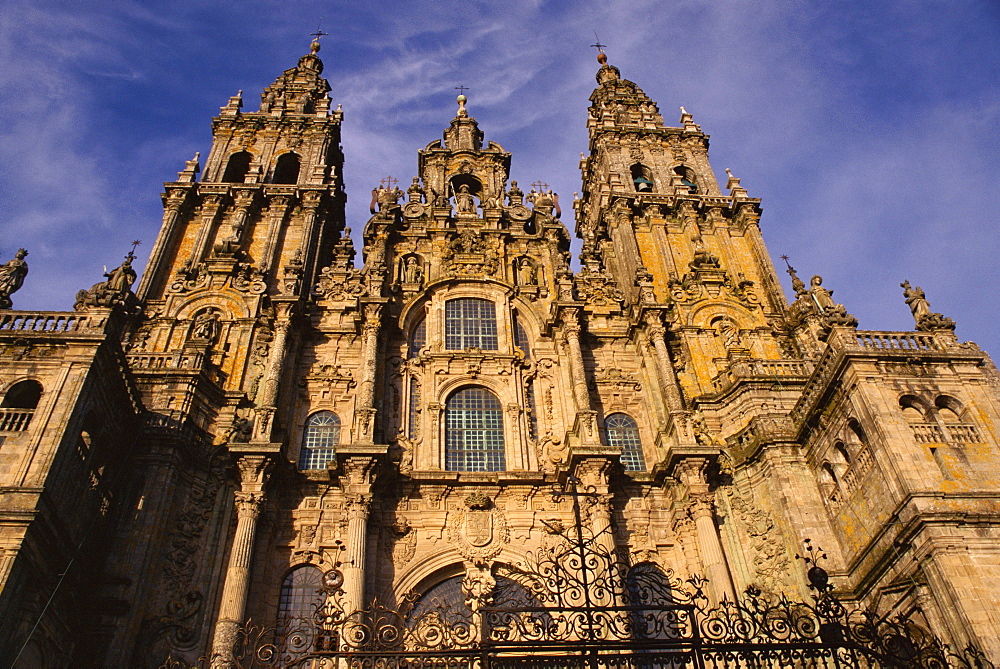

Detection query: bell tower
(577, 52), (797, 406)
(131, 39), (346, 438)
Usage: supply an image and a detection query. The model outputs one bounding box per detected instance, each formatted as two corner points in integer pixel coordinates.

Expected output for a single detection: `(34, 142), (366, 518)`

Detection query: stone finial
(781, 255), (808, 298)
(177, 152), (201, 182)
(725, 168), (747, 199)
(679, 106), (700, 132)
(901, 280), (955, 331)
(456, 93), (468, 118)
(0, 248), (29, 310)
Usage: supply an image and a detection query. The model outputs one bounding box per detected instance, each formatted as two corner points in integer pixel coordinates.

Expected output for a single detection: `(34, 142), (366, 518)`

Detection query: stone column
(189, 193), (226, 267)
(137, 187), (189, 299)
(355, 304), (382, 443)
(339, 456), (378, 615)
(341, 494), (371, 614)
(210, 455), (273, 668)
(645, 314), (685, 412)
(562, 309), (590, 412)
(676, 458), (735, 603)
(254, 307), (292, 441)
(260, 195), (293, 273)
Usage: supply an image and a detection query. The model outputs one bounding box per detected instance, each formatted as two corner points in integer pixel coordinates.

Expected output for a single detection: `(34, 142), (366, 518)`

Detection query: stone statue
(717, 319), (741, 349)
(407, 176), (424, 203)
(0, 248), (29, 309)
(901, 280), (931, 320)
(75, 252), (138, 311)
(808, 275), (835, 313)
(900, 280), (955, 331)
(517, 258), (536, 286)
(191, 308), (221, 342)
(454, 184), (476, 214)
(507, 180), (524, 206)
(402, 256), (423, 285)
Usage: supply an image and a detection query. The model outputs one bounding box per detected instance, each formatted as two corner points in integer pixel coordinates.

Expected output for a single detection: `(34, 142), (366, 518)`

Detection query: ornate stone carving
(449, 495), (509, 563)
(725, 485), (793, 595)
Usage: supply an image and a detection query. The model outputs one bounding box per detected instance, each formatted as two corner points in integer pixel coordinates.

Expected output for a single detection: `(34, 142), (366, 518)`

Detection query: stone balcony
(0, 408), (33, 432)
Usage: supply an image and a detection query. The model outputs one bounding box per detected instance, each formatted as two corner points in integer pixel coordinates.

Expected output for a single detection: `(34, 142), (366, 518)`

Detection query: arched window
(409, 318), (426, 358)
(277, 565), (324, 627)
(513, 313), (530, 357)
(631, 164), (654, 192)
(674, 166), (698, 194)
(271, 152), (301, 185)
(1, 380), (42, 409)
(299, 411), (340, 470)
(604, 413), (645, 471)
(445, 299), (497, 350)
(221, 151), (252, 183)
(445, 387), (505, 472)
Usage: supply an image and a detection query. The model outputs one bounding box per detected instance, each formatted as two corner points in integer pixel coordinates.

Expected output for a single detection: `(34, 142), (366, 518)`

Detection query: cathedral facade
(1, 42), (999, 667)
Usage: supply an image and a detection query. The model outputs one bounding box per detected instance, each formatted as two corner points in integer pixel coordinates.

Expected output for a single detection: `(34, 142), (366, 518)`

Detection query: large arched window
(1, 380), (42, 409)
(604, 413), (645, 471)
(445, 299), (497, 350)
(221, 151), (252, 183)
(277, 565), (324, 627)
(445, 387), (505, 472)
(271, 152), (301, 185)
(299, 411), (340, 470)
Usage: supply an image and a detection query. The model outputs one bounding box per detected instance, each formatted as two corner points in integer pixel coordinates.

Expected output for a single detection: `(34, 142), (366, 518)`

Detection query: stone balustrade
(0, 408), (33, 432)
(854, 331), (941, 351)
(0, 310), (107, 334)
(128, 352), (205, 370)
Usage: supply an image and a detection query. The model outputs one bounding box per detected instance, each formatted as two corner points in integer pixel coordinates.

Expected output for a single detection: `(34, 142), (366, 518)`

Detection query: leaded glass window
(525, 380), (538, 441)
(604, 413), (645, 471)
(408, 377), (421, 440)
(410, 318), (426, 358)
(445, 299), (497, 350)
(513, 314), (530, 357)
(445, 387), (505, 472)
(277, 565), (323, 627)
(299, 411), (340, 470)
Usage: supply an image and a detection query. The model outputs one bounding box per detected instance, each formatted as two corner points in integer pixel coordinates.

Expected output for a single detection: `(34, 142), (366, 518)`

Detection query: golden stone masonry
(1, 42), (998, 667)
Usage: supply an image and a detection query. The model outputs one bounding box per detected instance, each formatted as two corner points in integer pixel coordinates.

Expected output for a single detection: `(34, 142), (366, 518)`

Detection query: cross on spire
(310, 26), (328, 41)
(379, 176), (399, 190)
(590, 31), (607, 54)
(531, 180), (550, 192)
(455, 85), (470, 95)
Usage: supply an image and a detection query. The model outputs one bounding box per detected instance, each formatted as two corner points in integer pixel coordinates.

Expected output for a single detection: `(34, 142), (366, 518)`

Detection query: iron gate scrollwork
(166, 480), (994, 668)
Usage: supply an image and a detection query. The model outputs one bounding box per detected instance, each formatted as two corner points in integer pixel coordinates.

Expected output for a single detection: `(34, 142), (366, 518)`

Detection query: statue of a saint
(454, 184), (476, 214)
(809, 275), (836, 313)
(102, 255), (138, 296)
(517, 258), (536, 286)
(402, 256), (423, 285)
(0, 248), (29, 309)
(901, 280), (931, 320)
(192, 308), (221, 342)
(407, 176), (424, 203)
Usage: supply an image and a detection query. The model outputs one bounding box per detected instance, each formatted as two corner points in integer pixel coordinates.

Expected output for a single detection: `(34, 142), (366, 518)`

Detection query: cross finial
(531, 180), (550, 192)
(455, 85), (470, 95)
(379, 176), (398, 190)
(310, 26), (328, 41)
(590, 31), (607, 54)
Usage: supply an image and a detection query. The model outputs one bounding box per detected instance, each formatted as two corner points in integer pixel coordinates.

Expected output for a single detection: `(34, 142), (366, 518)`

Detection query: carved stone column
(260, 194), (293, 273)
(210, 455), (273, 668)
(676, 458), (735, 603)
(189, 193), (226, 267)
(339, 455), (378, 614)
(355, 304), (382, 443)
(562, 309), (590, 413)
(137, 186), (190, 299)
(253, 314), (290, 441)
(645, 314), (685, 413)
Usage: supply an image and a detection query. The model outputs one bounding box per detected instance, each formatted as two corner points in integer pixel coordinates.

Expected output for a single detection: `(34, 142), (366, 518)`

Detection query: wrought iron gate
(166, 480), (993, 669)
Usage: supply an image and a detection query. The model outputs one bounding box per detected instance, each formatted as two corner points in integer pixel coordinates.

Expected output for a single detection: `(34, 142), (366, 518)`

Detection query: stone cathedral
(1, 42), (999, 668)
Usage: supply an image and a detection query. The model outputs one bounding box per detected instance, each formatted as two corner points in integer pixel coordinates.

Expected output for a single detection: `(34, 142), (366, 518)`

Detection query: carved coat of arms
(449, 492), (509, 562)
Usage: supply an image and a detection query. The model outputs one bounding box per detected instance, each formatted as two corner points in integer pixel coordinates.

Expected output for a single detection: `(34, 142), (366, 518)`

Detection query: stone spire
(258, 39), (332, 116)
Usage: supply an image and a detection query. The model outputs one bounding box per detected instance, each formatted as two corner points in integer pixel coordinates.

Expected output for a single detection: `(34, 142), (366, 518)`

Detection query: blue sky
(1, 1), (998, 353)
